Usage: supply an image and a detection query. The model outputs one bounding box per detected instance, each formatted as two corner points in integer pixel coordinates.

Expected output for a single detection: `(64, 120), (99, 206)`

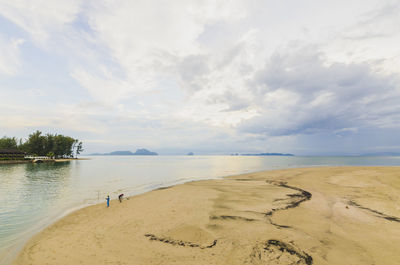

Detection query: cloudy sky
(0, 0), (399, 155)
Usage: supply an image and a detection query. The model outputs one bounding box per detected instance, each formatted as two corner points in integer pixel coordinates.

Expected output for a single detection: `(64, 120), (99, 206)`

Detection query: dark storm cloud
(239, 47), (400, 136)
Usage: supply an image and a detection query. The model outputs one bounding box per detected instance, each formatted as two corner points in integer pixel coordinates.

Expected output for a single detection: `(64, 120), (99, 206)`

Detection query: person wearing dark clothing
(118, 193), (124, 202)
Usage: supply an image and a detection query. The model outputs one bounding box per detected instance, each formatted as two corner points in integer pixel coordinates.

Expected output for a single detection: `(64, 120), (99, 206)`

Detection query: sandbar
(13, 167), (400, 264)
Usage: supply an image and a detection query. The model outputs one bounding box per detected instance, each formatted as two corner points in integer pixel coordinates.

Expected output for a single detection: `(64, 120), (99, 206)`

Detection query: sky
(0, 0), (399, 155)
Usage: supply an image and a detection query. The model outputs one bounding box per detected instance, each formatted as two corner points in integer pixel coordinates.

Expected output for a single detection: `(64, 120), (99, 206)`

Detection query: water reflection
(0, 161), (73, 258)
(23, 161), (72, 202)
(25, 161), (70, 173)
(1, 155), (400, 264)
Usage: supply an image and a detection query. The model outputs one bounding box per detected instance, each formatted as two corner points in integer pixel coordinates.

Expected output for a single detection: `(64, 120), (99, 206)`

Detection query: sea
(1, 155), (400, 264)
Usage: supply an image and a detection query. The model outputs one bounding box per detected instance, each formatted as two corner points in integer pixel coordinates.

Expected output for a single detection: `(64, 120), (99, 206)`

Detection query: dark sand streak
(348, 200), (400, 223)
(264, 181), (312, 229)
(144, 234), (217, 249)
(210, 215), (257, 222)
(265, 240), (313, 265)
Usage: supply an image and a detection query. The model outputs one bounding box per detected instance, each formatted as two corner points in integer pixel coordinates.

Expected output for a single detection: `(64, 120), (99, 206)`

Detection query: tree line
(0, 130), (83, 158)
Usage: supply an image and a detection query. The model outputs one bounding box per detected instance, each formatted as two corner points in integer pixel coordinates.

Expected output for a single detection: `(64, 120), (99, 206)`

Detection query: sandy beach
(13, 166), (400, 265)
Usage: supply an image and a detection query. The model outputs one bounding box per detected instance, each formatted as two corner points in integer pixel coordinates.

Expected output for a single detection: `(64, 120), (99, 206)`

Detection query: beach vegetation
(75, 141), (83, 158)
(0, 136), (18, 149)
(0, 131), (83, 158)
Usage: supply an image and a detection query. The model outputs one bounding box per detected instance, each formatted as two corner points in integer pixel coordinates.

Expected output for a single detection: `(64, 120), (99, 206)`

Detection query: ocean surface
(1, 155), (400, 263)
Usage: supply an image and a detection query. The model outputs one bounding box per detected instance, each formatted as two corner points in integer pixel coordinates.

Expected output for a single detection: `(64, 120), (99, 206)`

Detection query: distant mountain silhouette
(187, 152), (194, 156)
(132, 149), (158, 155)
(89, 149), (158, 156)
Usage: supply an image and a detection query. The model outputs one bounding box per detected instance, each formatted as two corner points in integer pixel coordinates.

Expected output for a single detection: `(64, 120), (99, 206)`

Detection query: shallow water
(1, 155), (400, 264)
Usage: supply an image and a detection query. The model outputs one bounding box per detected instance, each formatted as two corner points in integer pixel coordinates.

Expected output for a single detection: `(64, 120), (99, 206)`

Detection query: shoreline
(2, 168), (213, 265)
(12, 166), (400, 264)
(0, 158), (90, 165)
(1, 201), (96, 265)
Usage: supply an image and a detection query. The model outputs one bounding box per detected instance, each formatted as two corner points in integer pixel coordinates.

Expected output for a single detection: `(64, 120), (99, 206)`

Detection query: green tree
(53, 134), (76, 158)
(44, 134), (55, 156)
(64, 136), (76, 158)
(2, 131), (81, 158)
(0, 136), (18, 149)
(18, 138), (27, 152)
(76, 141), (83, 158)
(72, 139), (78, 158)
(26, 130), (46, 155)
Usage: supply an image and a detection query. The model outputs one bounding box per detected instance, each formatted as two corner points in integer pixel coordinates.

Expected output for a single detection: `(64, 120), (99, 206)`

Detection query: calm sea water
(1, 155), (400, 263)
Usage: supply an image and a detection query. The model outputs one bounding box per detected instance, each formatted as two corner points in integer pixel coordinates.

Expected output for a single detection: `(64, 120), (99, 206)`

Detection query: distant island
(187, 152), (194, 156)
(90, 149), (158, 156)
(231, 153), (294, 156)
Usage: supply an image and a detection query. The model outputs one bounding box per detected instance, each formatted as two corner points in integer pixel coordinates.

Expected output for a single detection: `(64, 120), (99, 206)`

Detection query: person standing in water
(106, 195), (110, 207)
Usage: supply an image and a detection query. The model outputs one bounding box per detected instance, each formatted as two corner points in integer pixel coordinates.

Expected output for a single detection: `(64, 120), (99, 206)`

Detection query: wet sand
(13, 167), (400, 264)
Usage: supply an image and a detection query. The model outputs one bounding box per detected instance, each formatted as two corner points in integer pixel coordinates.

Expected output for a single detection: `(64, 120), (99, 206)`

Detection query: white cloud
(0, 0), (82, 42)
(321, 1), (400, 75)
(87, 0), (246, 61)
(71, 67), (133, 104)
(0, 35), (24, 75)
(69, 0), (248, 103)
(1, 0), (400, 154)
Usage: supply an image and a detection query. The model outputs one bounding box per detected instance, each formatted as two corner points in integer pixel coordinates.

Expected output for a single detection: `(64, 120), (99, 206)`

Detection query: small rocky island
(90, 149), (158, 156)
